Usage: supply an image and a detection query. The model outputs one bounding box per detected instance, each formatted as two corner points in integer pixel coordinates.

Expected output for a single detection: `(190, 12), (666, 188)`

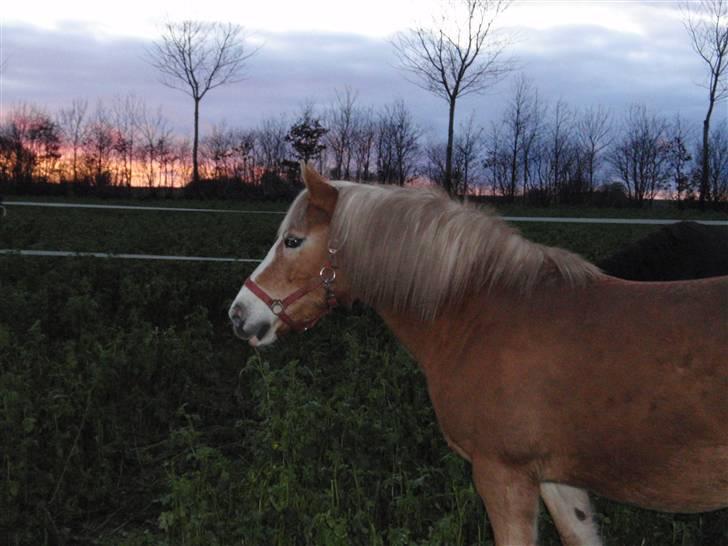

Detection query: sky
(1, 0), (726, 142)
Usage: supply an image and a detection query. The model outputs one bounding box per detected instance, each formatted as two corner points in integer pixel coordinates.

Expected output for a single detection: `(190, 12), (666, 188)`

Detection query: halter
(243, 248), (339, 333)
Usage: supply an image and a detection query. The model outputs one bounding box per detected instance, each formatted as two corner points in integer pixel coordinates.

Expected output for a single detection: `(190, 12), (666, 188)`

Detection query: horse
(597, 220), (728, 282)
(595, 220), (728, 544)
(229, 165), (728, 546)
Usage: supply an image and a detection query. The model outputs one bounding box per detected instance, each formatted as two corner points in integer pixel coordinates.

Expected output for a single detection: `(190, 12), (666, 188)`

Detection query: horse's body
(230, 166), (728, 545)
(385, 277), (728, 509)
(597, 220), (728, 281)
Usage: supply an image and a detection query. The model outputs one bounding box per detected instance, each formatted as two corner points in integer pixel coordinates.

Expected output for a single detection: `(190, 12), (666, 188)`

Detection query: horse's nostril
(229, 304), (247, 329)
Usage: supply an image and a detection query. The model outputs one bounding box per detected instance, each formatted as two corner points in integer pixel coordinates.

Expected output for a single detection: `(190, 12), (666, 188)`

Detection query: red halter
(243, 260), (338, 333)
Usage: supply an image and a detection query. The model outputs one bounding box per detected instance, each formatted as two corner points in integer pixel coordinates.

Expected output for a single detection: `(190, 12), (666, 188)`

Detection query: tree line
(0, 92), (422, 195)
(2, 83), (727, 205)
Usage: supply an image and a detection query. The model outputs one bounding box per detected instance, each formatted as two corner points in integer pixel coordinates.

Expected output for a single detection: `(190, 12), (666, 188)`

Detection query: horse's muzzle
(229, 303), (272, 344)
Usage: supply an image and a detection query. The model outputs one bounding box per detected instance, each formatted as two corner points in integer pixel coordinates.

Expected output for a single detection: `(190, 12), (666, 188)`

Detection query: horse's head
(229, 164), (345, 347)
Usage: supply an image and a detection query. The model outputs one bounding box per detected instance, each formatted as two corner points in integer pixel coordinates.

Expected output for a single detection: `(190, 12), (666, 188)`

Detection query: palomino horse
(229, 165), (728, 546)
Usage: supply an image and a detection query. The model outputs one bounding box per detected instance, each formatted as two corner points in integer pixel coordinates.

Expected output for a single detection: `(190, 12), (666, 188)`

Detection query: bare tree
(697, 119), (728, 202)
(58, 98), (89, 182)
(325, 87), (358, 179)
(138, 106), (171, 187)
(484, 120), (512, 198)
(351, 108), (377, 181)
(609, 104), (671, 205)
(202, 122), (234, 179)
(575, 105), (612, 193)
(111, 94), (144, 186)
(148, 20), (259, 184)
(683, 0), (728, 206)
(256, 115), (290, 175)
(8, 105), (62, 182)
(498, 74), (542, 199)
(425, 115), (483, 195)
(666, 114), (693, 202)
(376, 100), (421, 185)
(454, 112), (484, 195)
(393, 0), (512, 194)
(529, 99), (576, 202)
(82, 102), (116, 186)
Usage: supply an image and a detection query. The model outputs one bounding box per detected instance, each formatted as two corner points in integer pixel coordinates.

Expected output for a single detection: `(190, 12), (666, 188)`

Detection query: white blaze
(229, 237), (281, 346)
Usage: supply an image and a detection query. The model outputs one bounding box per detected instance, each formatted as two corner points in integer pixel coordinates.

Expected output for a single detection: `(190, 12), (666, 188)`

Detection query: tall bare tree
(138, 106), (171, 187)
(683, 0), (728, 206)
(256, 115), (290, 174)
(351, 107), (377, 181)
(82, 102), (116, 186)
(609, 104), (671, 205)
(111, 94), (144, 186)
(58, 98), (89, 182)
(575, 105), (611, 193)
(500, 74), (542, 199)
(326, 87), (359, 179)
(376, 100), (421, 185)
(665, 114), (693, 202)
(148, 20), (259, 184)
(393, 0), (512, 194)
(426, 114), (483, 195)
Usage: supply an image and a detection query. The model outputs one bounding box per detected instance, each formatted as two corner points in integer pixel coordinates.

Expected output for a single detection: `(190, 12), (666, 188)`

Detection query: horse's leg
(540, 483), (602, 546)
(472, 460), (541, 546)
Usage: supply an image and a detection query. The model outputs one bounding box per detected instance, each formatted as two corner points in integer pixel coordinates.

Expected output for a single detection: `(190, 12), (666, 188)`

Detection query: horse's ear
(301, 161), (338, 216)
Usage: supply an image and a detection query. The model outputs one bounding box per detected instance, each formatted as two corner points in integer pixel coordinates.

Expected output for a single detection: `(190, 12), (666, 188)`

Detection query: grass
(1, 196), (726, 546)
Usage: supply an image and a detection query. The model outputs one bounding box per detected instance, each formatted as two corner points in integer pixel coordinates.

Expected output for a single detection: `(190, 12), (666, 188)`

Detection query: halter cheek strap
(243, 260), (338, 333)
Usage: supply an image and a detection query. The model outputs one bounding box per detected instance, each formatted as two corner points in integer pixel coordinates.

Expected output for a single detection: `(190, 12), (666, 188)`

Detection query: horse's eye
(284, 236), (304, 249)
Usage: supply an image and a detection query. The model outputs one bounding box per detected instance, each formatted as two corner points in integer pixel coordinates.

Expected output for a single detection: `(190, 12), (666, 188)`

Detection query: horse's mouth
(234, 322), (277, 348)
(248, 332), (277, 348)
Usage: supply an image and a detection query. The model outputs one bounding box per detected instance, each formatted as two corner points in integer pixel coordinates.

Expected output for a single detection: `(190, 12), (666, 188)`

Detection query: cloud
(1, 13), (724, 143)
(2, 23), (186, 119)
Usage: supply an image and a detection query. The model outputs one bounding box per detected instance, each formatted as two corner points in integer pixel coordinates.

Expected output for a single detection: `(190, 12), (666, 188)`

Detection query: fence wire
(0, 249), (260, 263)
(2, 200), (727, 264)
(5, 200), (727, 225)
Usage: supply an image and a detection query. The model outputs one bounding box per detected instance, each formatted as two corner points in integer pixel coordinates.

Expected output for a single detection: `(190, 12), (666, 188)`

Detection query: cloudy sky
(1, 0), (725, 141)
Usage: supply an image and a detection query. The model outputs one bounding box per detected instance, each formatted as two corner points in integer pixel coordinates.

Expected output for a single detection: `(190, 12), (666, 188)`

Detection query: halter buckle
(270, 300), (284, 315)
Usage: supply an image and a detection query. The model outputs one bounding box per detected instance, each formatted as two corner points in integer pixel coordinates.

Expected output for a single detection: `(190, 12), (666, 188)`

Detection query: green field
(1, 198), (726, 545)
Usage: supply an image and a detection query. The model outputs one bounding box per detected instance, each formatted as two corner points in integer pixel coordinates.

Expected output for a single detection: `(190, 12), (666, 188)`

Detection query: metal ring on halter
(270, 300), (284, 315)
(319, 266), (336, 283)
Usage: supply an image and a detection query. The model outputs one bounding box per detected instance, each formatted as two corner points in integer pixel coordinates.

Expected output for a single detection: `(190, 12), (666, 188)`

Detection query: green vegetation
(1, 198), (726, 545)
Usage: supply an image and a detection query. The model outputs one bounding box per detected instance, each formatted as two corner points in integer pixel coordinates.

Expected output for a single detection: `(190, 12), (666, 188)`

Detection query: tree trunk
(701, 113), (712, 208)
(445, 97), (456, 195)
(192, 98), (200, 184)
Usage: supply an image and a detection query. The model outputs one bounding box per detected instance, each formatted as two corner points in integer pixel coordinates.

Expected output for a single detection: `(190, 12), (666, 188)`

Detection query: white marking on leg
(540, 483), (602, 546)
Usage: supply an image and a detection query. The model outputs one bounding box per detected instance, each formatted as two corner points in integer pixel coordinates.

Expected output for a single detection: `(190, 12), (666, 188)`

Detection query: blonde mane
(282, 183), (603, 319)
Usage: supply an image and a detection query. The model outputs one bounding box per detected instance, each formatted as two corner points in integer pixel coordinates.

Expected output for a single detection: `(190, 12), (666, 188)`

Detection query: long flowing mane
(282, 183), (603, 319)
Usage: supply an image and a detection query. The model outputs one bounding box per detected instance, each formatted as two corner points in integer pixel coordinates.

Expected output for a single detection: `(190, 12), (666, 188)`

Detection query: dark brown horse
(598, 220), (728, 282)
(229, 165), (728, 545)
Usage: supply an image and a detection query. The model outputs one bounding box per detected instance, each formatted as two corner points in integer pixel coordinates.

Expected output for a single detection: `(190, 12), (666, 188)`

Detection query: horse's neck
(377, 296), (496, 383)
(378, 309), (444, 374)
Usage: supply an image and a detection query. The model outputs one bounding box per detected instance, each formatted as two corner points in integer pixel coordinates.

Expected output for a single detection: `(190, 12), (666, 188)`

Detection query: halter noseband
(243, 249), (338, 333)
